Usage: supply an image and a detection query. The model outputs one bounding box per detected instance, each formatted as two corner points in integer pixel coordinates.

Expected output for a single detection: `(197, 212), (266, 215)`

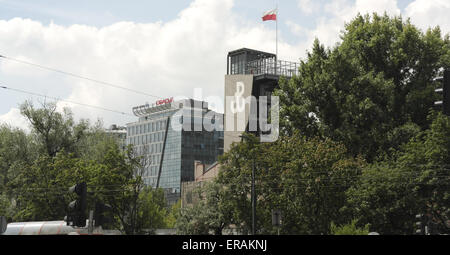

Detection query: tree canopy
(275, 13), (450, 161)
(176, 13), (450, 235)
(0, 101), (175, 234)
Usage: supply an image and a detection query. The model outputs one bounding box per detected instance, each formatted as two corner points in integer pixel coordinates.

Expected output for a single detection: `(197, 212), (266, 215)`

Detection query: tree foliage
(20, 101), (89, 157)
(205, 14), (450, 235)
(214, 133), (365, 235)
(330, 219), (370, 235)
(275, 13), (450, 161)
(0, 101), (174, 234)
(346, 113), (450, 234)
(176, 181), (234, 235)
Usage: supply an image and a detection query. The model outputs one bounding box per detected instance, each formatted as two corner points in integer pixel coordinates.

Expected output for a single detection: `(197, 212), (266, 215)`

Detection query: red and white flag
(262, 9), (277, 21)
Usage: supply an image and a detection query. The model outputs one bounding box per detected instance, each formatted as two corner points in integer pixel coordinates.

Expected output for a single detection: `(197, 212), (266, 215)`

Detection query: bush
(331, 220), (370, 235)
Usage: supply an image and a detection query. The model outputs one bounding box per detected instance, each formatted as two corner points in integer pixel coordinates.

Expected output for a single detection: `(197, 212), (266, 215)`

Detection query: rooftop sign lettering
(156, 97), (174, 106)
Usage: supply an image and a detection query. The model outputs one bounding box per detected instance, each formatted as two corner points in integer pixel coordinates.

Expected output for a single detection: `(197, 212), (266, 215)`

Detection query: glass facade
(126, 99), (223, 205)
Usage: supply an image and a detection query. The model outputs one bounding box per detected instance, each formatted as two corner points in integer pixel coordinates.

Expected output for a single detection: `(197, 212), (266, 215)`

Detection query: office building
(126, 98), (223, 204)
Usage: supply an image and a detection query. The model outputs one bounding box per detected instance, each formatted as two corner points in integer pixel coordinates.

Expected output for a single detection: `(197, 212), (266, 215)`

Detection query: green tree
(217, 133), (365, 235)
(134, 187), (168, 234)
(275, 13), (450, 161)
(165, 200), (181, 229)
(7, 152), (89, 221)
(176, 199), (211, 235)
(0, 125), (36, 193)
(176, 181), (234, 235)
(346, 113), (450, 234)
(0, 193), (13, 219)
(1, 100), (173, 234)
(87, 144), (169, 235)
(331, 219), (370, 235)
(19, 100), (90, 157)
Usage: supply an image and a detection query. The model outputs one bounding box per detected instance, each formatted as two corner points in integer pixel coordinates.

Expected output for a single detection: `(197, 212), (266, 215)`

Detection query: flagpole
(275, 4), (278, 75)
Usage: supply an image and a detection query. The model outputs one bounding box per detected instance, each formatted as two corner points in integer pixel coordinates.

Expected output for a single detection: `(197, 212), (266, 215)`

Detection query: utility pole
(240, 134), (257, 235)
(252, 158), (256, 235)
(88, 210), (94, 235)
(272, 209), (282, 235)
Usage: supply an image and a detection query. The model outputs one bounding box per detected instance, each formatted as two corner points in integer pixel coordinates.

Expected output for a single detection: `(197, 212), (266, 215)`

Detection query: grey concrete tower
(224, 48), (299, 151)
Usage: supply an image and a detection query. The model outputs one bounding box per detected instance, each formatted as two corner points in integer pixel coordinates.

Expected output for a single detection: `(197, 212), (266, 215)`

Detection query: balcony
(227, 48), (300, 78)
(245, 58), (300, 77)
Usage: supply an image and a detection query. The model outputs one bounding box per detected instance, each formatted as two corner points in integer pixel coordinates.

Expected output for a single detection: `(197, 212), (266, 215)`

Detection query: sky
(0, 0), (449, 131)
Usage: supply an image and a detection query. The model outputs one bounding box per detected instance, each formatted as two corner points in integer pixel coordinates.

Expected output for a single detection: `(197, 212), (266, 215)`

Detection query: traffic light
(93, 202), (112, 227)
(434, 70), (450, 116)
(65, 182), (87, 227)
(415, 214), (426, 235)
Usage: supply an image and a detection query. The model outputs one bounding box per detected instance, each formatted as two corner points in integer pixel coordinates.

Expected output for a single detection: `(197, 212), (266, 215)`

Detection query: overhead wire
(0, 53), (267, 125)
(0, 84), (134, 117)
(0, 54), (163, 99)
(2, 53), (448, 195)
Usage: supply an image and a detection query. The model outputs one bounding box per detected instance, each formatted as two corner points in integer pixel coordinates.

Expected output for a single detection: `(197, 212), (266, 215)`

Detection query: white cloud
(2, 0), (446, 133)
(0, 0), (304, 129)
(354, 0), (400, 16)
(294, 0), (449, 53)
(286, 0), (408, 62)
(286, 20), (308, 37)
(405, 0), (450, 35)
(0, 108), (30, 132)
(314, 0), (401, 47)
(297, 0), (321, 15)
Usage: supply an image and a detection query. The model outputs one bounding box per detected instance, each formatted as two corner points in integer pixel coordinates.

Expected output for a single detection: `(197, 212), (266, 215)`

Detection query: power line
(10, 176), (449, 196)
(0, 54), (163, 99)
(0, 53), (271, 125)
(0, 84), (134, 117)
(0, 54), (260, 120)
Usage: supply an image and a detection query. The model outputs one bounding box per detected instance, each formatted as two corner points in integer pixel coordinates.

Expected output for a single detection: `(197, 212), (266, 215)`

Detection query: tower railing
(245, 58), (300, 77)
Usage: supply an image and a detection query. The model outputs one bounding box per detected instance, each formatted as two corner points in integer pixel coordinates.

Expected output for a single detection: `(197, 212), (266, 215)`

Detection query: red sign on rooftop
(156, 97), (173, 106)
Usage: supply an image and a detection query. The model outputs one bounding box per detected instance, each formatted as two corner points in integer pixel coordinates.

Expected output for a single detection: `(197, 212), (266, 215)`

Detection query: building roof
(131, 99), (208, 118)
(204, 161), (220, 174)
(228, 48), (276, 58)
